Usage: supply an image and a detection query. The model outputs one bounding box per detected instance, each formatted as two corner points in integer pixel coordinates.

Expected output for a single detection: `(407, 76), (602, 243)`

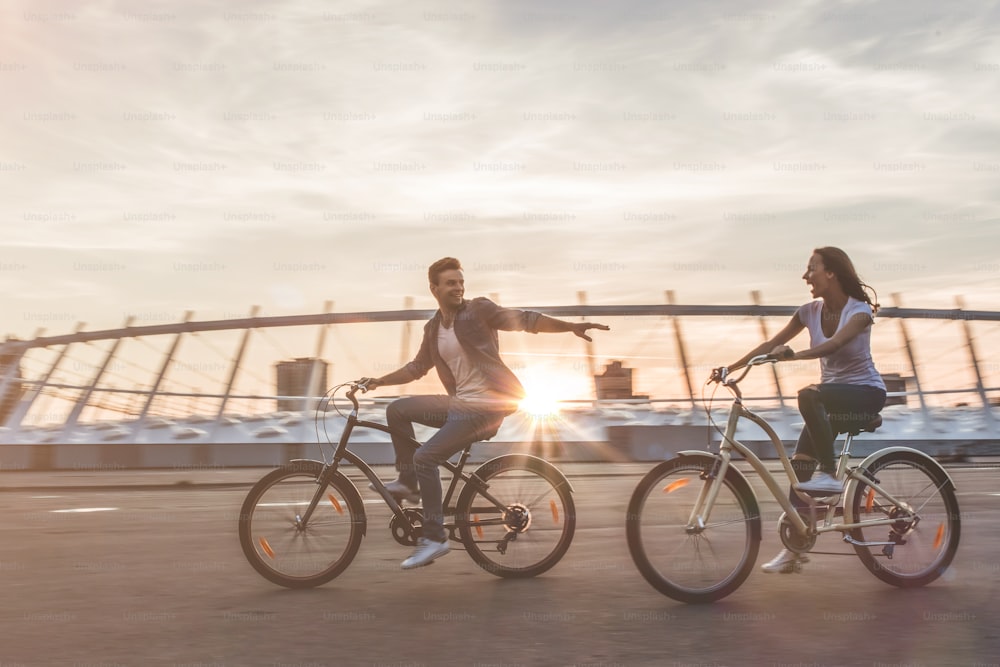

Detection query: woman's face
(802, 252), (834, 299)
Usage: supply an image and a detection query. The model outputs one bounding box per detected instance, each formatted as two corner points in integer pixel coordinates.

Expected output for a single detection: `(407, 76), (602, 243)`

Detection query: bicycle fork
(687, 401), (754, 534)
(681, 459), (717, 533)
(295, 464), (341, 531)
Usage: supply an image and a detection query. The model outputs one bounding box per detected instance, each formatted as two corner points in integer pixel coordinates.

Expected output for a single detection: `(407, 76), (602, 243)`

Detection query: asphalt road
(1, 464), (998, 667)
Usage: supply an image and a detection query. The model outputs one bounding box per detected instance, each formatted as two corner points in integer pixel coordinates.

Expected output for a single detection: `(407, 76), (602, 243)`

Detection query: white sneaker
(795, 471), (843, 495)
(760, 548), (809, 574)
(401, 537), (450, 570)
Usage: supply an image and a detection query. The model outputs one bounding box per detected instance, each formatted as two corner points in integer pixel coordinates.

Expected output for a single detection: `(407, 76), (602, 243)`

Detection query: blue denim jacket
(403, 297), (541, 401)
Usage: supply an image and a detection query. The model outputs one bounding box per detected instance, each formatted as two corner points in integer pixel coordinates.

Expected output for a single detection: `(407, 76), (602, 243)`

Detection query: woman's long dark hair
(814, 246), (879, 315)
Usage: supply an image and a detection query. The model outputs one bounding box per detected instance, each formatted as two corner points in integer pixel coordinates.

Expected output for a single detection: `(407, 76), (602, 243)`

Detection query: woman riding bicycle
(724, 246), (886, 574)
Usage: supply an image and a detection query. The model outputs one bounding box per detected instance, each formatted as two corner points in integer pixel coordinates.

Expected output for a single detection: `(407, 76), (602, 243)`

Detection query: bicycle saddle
(844, 414), (882, 436)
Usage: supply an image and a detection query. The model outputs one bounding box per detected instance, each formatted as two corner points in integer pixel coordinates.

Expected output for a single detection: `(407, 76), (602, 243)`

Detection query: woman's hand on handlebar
(708, 367), (729, 384)
(712, 347), (793, 386)
(767, 345), (795, 361)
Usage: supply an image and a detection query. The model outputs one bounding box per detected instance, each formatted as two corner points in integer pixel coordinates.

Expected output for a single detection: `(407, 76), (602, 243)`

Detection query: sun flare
(519, 391), (563, 418)
(517, 368), (585, 418)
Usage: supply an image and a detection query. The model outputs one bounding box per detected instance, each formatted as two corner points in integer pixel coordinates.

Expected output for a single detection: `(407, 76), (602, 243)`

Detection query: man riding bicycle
(362, 257), (609, 569)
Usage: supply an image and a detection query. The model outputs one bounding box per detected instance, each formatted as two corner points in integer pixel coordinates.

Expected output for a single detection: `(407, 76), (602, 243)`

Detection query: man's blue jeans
(386, 395), (509, 543)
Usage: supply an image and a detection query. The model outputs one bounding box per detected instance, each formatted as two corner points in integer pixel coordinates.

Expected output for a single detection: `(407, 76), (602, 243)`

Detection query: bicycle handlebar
(709, 351), (791, 387)
(345, 378), (374, 408)
(320, 378), (374, 414)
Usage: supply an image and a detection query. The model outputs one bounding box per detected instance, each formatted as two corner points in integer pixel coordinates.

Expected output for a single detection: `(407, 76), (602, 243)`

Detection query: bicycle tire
(848, 449), (960, 587)
(456, 454), (575, 578)
(626, 453), (761, 603)
(238, 460), (366, 588)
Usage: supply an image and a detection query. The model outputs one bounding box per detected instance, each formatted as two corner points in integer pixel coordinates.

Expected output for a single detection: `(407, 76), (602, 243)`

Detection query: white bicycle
(626, 354), (961, 603)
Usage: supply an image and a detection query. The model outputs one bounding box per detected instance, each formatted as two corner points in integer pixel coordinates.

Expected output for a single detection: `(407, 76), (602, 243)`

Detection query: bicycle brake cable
(702, 378), (741, 452)
(313, 384), (335, 460)
(701, 381), (722, 451)
(315, 383), (349, 460)
(313, 385), (333, 446)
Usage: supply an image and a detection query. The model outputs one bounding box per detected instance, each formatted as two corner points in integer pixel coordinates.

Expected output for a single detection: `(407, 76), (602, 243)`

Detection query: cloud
(1, 0), (998, 340)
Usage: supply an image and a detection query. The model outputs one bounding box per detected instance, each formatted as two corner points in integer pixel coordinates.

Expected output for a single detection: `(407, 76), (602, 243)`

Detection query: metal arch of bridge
(1, 302), (998, 437)
(3, 304), (999, 352)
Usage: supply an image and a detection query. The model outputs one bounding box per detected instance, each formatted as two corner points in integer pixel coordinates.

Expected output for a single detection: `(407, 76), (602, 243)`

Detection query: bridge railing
(1, 299), (997, 442)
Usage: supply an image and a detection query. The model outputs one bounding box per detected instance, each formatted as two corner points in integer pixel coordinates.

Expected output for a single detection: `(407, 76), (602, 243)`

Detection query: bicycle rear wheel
(626, 454), (760, 603)
(239, 461), (366, 588)
(848, 450), (959, 587)
(456, 455), (575, 578)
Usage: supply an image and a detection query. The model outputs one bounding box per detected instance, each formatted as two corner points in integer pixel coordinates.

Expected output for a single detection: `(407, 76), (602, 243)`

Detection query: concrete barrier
(2, 433), (999, 471)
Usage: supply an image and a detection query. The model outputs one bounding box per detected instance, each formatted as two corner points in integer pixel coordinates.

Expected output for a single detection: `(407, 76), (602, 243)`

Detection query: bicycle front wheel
(849, 450), (960, 587)
(626, 454), (761, 603)
(238, 461), (366, 588)
(456, 455), (575, 578)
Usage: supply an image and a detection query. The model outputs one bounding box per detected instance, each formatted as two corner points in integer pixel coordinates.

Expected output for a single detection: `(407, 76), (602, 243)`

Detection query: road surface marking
(51, 507), (118, 513)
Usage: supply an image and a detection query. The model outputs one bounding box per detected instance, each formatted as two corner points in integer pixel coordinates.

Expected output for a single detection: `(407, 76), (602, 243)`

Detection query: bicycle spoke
(239, 465), (364, 588)
(457, 458), (575, 578)
(849, 453), (960, 587)
(627, 458), (758, 603)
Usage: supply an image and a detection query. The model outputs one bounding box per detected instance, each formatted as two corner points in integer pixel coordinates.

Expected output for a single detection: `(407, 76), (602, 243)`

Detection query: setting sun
(519, 391), (563, 418)
(517, 367), (587, 418)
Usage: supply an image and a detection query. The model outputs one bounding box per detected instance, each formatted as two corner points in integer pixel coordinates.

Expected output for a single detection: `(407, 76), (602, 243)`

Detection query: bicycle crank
(778, 512), (816, 553)
(389, 508), (424, 546)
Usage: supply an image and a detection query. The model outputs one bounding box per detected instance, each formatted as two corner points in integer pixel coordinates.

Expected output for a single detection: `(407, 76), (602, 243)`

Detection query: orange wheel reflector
(550, 499), (559, 523)
(934, 523), (945, 550)
(328, 494), (343, 515)
(474, 516), (483, 539)
(664, 479), (690, 494)
(865, 488), (875, 513)
(259, 537), (276, 560)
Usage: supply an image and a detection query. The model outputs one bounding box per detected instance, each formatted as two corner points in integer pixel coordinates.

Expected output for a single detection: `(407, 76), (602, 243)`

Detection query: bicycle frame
(695, 364), (925, 542)
(695, 396), (812, 536)
(295, 387), (510, 533)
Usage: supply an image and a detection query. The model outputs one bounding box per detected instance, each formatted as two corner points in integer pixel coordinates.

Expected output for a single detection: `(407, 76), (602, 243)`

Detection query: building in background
(275, 358), (329, 412)
(881, 373), (911, 407)
(595, 360), (648, 401)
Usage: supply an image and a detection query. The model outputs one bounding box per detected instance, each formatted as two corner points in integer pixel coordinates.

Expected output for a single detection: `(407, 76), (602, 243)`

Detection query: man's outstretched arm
(533, 315), (610, 342)
(480, 298), (609, 341)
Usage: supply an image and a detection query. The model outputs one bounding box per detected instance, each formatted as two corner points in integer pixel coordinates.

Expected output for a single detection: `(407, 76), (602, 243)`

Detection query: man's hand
(357, 377), (380, 391)
(570, 322), (610, 342)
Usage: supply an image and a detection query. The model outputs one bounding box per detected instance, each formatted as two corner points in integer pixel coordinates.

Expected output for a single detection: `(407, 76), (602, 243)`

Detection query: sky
(2, 0), (999, 413)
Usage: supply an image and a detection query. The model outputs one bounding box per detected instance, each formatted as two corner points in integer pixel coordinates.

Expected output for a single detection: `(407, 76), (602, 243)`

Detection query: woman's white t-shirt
(796, 297), (885, 390)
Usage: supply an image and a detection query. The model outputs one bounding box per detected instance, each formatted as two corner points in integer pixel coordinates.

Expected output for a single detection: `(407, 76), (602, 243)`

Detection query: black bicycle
(239, 379), (576, 588)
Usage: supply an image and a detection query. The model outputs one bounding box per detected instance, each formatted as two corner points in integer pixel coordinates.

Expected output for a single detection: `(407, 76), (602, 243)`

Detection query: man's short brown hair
(428, 257), (462, 285)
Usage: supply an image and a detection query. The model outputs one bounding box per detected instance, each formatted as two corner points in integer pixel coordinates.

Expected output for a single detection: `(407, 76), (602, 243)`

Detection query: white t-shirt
(436, 324), (500, 401)
(797, 297), (885, 389)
